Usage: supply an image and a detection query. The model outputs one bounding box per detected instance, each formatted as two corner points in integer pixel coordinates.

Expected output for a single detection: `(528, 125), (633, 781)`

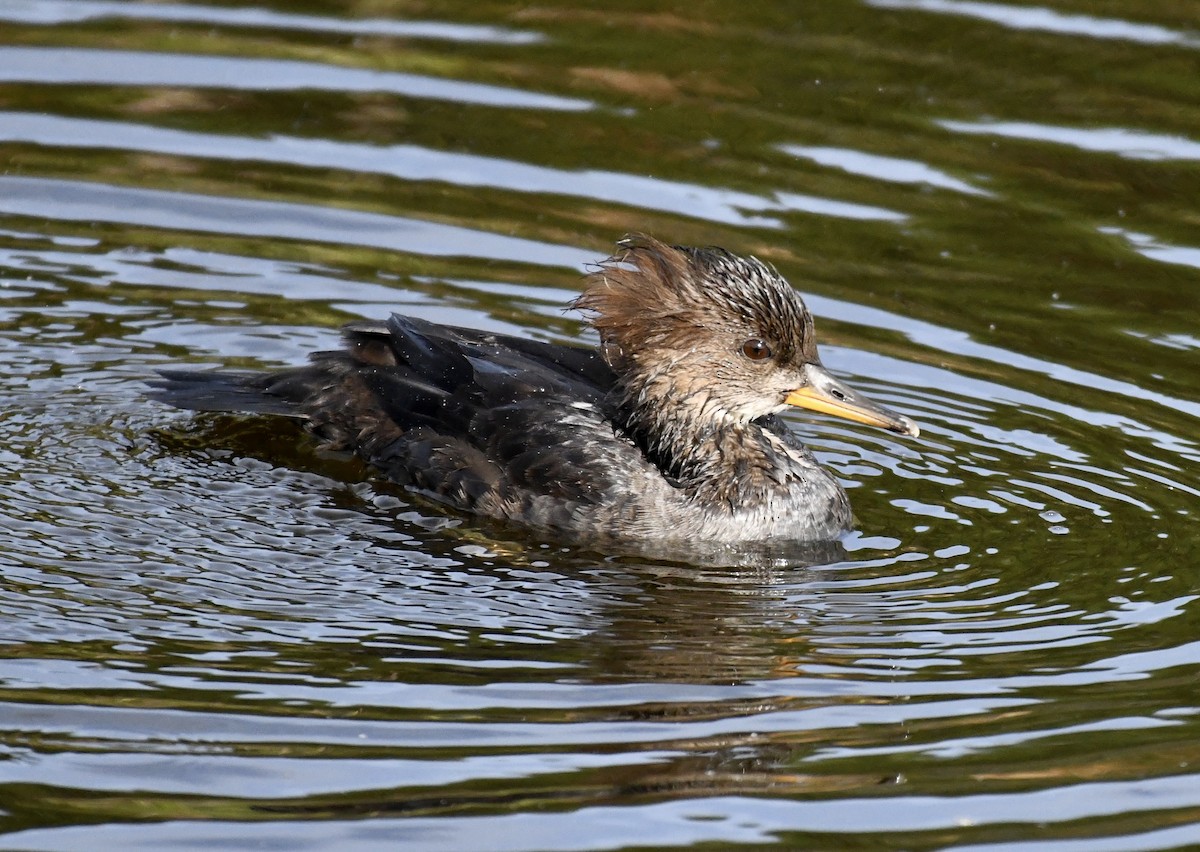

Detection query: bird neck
(609, 377), (800, 508)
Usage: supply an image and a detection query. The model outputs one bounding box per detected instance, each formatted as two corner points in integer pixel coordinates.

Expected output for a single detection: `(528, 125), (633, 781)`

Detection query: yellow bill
(785, 363), (920, 437)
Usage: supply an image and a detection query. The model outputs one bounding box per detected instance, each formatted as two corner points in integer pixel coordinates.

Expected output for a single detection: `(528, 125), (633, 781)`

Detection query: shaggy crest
(572, 235), (817, 372)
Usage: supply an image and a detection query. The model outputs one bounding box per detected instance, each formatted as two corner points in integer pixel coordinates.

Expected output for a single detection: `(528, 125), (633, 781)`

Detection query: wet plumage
(151, 236), (918, 542)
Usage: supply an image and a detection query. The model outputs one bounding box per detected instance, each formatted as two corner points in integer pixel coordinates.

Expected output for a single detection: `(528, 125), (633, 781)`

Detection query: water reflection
(866, 0), (1200, 48)
(780, 144), (991, 196)
(2, 0), (545, 44)
(808, 297), (1200, 423)
(6, 764), (1200, 851)
(0, 47), (592, 110)
(1102, 227), (1200, 271)
(0, 176), (595, 269)
(0, 112), (902, 227)
(939, 119), (1200, 161)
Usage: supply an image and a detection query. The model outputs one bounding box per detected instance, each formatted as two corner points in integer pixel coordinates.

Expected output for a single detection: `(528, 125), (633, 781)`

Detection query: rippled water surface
(3, 1), (1200, 849)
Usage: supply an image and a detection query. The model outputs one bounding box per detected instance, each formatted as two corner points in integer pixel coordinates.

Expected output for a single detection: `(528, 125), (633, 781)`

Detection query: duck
(152, 235), (918, 543)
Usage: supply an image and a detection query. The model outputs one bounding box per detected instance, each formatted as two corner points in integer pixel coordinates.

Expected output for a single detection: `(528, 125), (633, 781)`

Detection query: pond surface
(2, 1), (1200, 849)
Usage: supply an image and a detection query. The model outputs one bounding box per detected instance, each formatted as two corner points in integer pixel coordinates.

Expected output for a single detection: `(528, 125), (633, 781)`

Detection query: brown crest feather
(572, 233), (815, 370)
(574, 235), (716, 369)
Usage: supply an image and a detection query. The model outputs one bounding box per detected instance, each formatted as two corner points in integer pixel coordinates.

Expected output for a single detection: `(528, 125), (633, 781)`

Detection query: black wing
(151, 314), (641, 518)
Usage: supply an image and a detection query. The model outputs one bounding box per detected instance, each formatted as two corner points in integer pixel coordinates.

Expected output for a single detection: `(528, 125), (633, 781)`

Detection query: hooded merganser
(152, 236), (918, 542)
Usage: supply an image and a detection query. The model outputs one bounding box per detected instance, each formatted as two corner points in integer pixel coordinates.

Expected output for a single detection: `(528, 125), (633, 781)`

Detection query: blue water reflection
(0, 46), (591, 109)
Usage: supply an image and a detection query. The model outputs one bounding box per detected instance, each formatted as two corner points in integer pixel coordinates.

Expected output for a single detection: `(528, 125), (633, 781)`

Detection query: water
(2, 1), (1200, 849)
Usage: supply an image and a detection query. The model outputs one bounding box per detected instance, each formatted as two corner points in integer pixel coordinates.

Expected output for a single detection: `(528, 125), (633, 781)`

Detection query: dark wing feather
(148, 369), (299, 417)
(151, 314), (639, 521)
(383, 314), (473, 389)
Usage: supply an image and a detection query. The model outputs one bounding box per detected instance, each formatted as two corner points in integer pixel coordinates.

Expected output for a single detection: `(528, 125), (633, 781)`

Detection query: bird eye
(740, 338), (772, 361)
